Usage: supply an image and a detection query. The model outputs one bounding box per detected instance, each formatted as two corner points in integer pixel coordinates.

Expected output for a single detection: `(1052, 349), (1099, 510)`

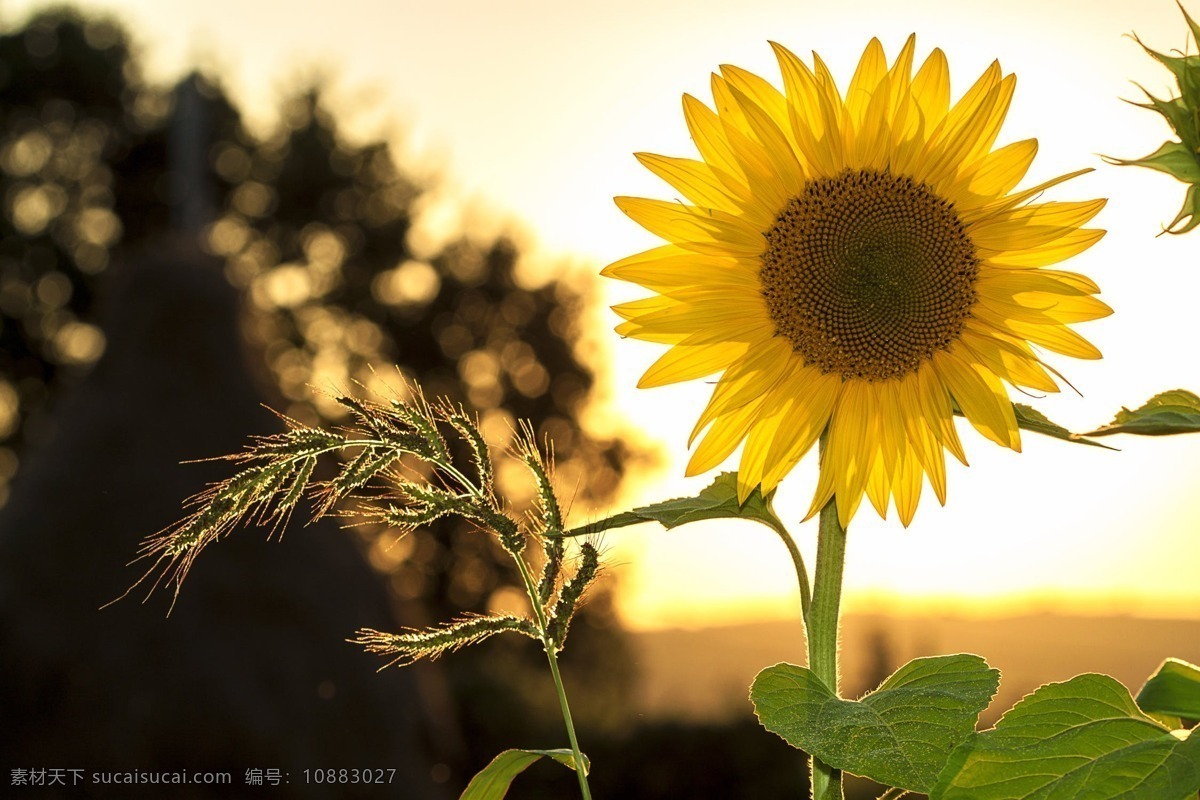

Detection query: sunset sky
(8, 0), (1199, 629)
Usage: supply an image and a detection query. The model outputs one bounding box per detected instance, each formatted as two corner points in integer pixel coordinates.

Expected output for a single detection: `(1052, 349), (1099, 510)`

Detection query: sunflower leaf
(1086, 389), (1200, 436)
(1137, 658), (1200, 720)
(460, 748), (589, 800)
(565, 472), (785, 537)
(751, 655), (999, 793)
(1010, 403), (1116, 449)
(930, 674), (1200, 800)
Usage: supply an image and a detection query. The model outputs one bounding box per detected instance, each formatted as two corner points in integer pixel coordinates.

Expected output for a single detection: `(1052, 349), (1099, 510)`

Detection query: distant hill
(629, 612), (1200, 724)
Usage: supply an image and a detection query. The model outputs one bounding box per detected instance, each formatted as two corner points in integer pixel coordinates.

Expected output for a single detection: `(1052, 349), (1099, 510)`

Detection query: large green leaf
(565, 472), (786, 537)
(460, 748), (589, 800)
(1138, 658), (1200, 720)
(1086, 390), (1200, 436)
(931, 673), (1200, 800)
(751, 654), (999, 793)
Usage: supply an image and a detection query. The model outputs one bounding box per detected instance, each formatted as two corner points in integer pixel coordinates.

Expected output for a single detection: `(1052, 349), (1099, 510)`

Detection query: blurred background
(0, 1), (1197, 798)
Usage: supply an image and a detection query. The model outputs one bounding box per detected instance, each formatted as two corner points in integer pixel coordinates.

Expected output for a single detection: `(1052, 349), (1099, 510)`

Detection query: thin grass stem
(512, 554), (592, 800)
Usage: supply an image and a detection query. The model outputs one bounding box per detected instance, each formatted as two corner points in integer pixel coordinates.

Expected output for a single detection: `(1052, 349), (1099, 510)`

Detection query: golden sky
(9, 0), (1200, 628)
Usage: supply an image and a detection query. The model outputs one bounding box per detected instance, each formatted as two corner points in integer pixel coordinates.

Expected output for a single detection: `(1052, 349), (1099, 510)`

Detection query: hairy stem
(877, 787), (910, 799)
(514, 554), (592, 800)
(809, 495), (847, 800)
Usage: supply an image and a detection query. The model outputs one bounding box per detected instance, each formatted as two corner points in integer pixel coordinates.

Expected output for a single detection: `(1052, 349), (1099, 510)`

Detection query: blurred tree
(0, 8), (243, 494)
(209, 83), (639, 771)
(0, 10), (131, 483)
(1, 10), (441, 797)
(0, 4), (638, 788)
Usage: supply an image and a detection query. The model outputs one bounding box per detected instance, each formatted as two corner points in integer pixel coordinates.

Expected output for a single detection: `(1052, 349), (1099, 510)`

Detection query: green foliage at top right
(1111, 3), (1200, 233)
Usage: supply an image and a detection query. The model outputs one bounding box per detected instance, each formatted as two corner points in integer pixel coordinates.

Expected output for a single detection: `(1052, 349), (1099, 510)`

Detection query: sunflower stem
(808, 495), (847, 800)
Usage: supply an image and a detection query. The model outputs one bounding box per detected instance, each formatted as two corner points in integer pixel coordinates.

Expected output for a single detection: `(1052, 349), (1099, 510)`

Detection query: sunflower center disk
(760, 169), (979, 382)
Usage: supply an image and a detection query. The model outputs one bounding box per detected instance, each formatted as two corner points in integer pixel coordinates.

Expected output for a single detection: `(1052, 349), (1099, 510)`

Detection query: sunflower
(604, 36), (1110, 527)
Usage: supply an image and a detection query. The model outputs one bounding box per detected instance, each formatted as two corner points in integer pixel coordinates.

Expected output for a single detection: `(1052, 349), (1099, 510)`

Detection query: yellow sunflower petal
(770, 42), (827, 134)
(847, 38), (889, 125)
(603, 253), (759, 293)
(978, 289), (1112, 325)
(719, 63), (792, 136)
(687, 394), (769, 475)
(614, 196), (766, 255)
(771, 42), (843, 176)
(691, 337), (799, 443)
(617, 316), (776, 348)
(865, 448), (892, 518)
(852, 71), (896, 169)
(937, 61), (1003, 139)
(971, 199), (1107, 251)
(988, 316), (1103, 359)
(827, 381), (878, 527)
(806, 448), (837, 522)
(722, 81), (806, 195)
(709, 74), (797, 193)
(893, 444), (924, 527)
(962, 168), (1093, 222)
(761, 369), (841, 490)
(614, 319), (687, 344)
(920, 76), (1015, 189)
(916, 361), (967, 465)
(616, 297), (769, 334)
(910, 47), (950, 130)
(682, 93), (749, 183)
(900, 373), (950, 504)
(884, 34), (918, 114)
(933, 348), (1020, 451)
(639, 340), (750, 388)
(611, 294), (675, 321)
(983, 228), (1105, 268)
(962, 138), (1038, 201)
(1027, 269), (1101, 295)
(737, 369), (814, 501)
(633, 152), (750, 216)
(976, 268), (1100, 298)
(959, 328), (1060, 393)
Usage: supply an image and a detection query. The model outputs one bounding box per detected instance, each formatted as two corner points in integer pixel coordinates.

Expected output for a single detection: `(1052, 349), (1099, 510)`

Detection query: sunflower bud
(1110, 5), (1200, 233)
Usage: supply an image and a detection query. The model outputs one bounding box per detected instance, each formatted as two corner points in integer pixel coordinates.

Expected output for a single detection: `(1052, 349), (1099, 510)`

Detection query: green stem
(808, 494), (847, 800)
(544, 638), (592, 799)
(513, 554), (593, 800)
(765, 518), (812, 624)
(877, 788), (910, 799)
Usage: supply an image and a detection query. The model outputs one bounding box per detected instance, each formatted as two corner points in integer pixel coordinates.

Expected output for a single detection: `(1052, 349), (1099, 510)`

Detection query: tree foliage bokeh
(0, 4), (640, 777)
